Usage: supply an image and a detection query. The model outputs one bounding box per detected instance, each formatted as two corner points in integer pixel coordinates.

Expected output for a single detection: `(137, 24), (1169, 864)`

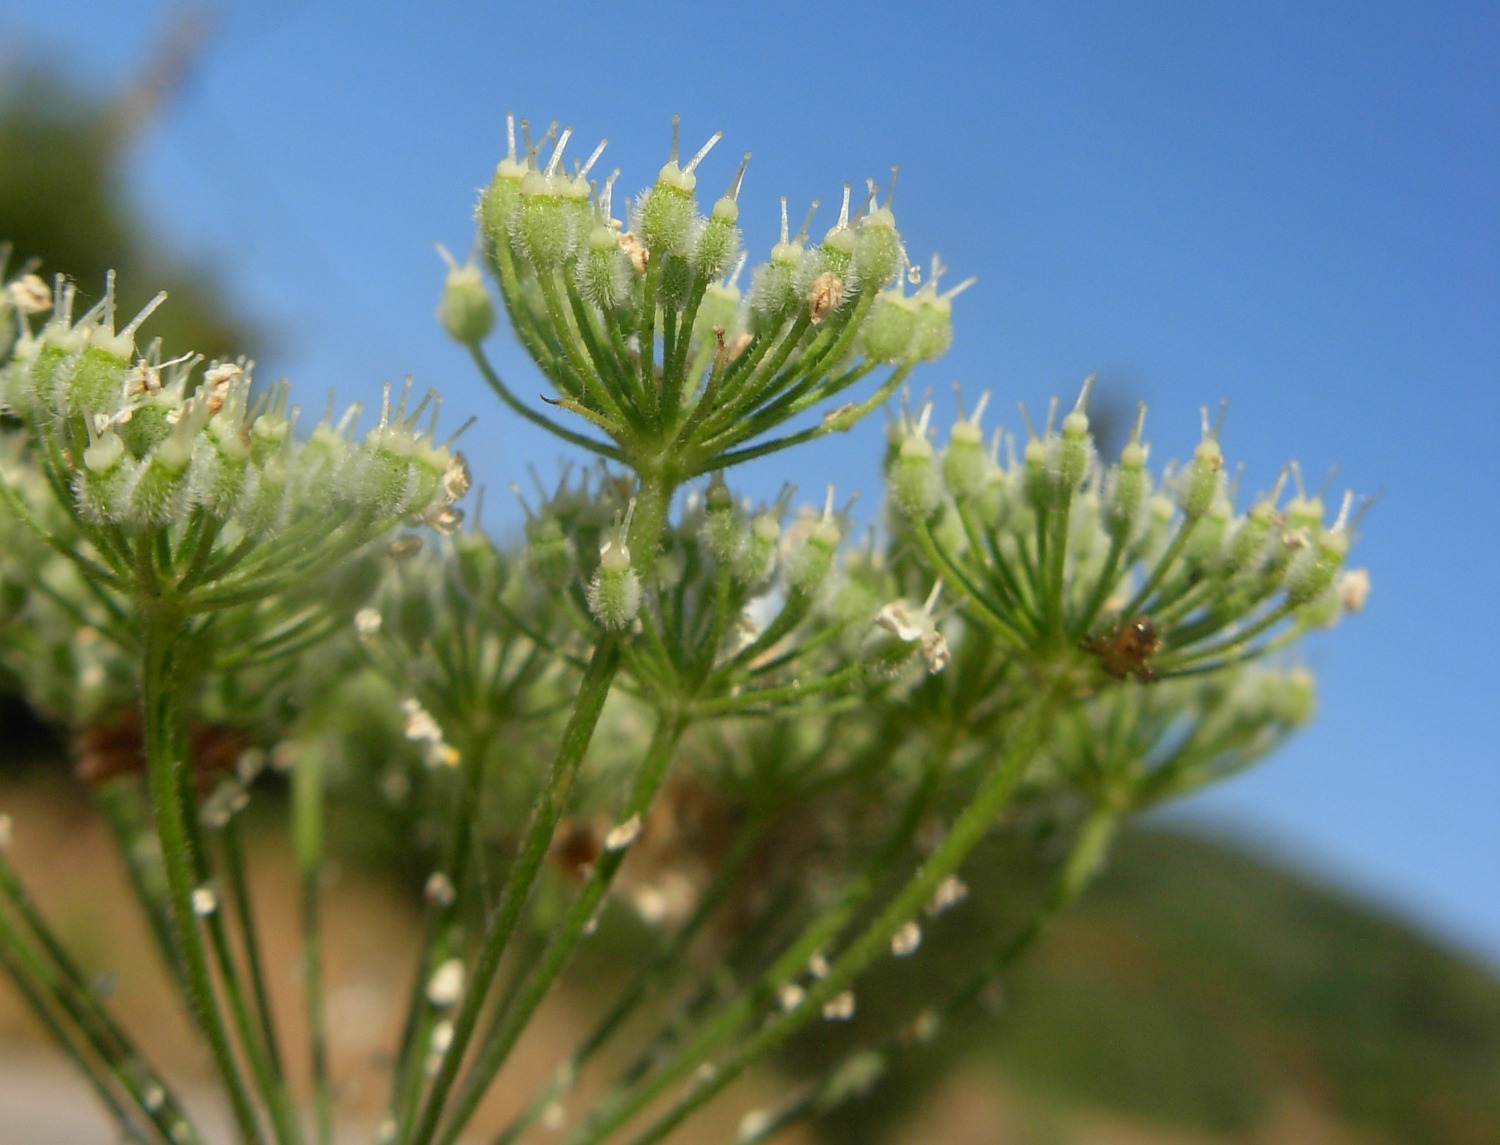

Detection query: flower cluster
(0, 273), (469, 615)
(456, 115), (964, 499)
(890, 379), (1368, 684)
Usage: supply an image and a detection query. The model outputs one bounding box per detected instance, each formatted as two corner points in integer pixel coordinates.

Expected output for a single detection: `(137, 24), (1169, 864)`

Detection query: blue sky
(4, 2), (1497, 967)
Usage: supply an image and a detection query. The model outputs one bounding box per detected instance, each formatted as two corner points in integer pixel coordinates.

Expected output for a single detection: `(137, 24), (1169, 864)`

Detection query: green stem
(1069, 528), (1130, 641)
(292, 738), (333, 1145)
(0, 918), (158, 1143)
(221, 819), (305, 1145)
(0, 849), (199, 1143)
(539, 272), (634, 431)
(468, 344), (623, 460)
(559, 730), (958, 1145)
(488, 808), (769, 1145)
(404, 638), (622, 1145)
(953, 499), (1038, 642)
(388, 726), (494, 1143)
(140, 608), (265, 1144)
(910, 515), (1025, 649)
(734, 805), (1120, 1145)
(582, 685), (1065, 1145)
(692, 662), (863, 718)
(434, 712), (689, 1145)
(1119, 515), (1201, 620)
(95, 781), (187, 991)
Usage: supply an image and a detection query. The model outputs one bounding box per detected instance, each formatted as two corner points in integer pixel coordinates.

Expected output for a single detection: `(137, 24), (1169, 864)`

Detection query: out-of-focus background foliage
(1, 5), (1497, 1143)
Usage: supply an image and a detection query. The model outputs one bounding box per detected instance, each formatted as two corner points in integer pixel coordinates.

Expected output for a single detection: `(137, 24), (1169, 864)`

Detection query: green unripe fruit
(1268, 668), (1317, 727)
(1023, 437), (1053, 512)
(860, 291), (919, 363)
(577, 227), (631, 310)
(636, 180), (695, 258)
(1284, 494), (1324, 535)
(192, 434), (251, 518)
(67, 346), (129, 418)
(454, 530), (504, 600)
(1059, 409), (1093, 490)
(1285, 528), (1348, 607)
(117, 399), (174, 458)
(691, 212), (741, 283)
(1224, 498), (1277, 575)
(523, 517), (578, 591)
(911, 293), (953, 362)
(852, 206), (903, 291)
(747, 257), (797, 332)
(1185, 493), (1232, 569)
(1297, 585), (1341, 630)
(658, 254), (693, 312)
(22, 344), (68, 410)
(587, 541), (642, 630)
(239, 456), (288, 537)
(701, 484), (741, 565)
(437, 263), (495, 345)
(942, 419), (988, 499)
(891, 435), (941, 519)
(734, 513), (780, 586)
(1107, 457), (1149, 540)
(513, 173), (590, 272)
(693, 283), (741, 344)
(1177, 437), (1224, 519)
(478, 159), (527, 258)
(787, 517), (841, 595)
(128, 440), (193, 527)
(75, 432), (129, 523)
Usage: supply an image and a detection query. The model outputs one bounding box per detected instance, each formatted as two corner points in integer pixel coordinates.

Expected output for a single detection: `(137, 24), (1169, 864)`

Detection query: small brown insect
(1085, 615), (1162, 683)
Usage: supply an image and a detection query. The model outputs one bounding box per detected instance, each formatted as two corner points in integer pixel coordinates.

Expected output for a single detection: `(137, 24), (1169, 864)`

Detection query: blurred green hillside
(791, 823), (1500, 1145)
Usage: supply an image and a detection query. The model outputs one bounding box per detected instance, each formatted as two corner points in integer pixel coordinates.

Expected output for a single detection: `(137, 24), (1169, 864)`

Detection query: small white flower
(541, 1100), (566, 1131)
(891, 921), (922, 957)
(6, 273), (51, 314)
(401, 697), (459, 767)
(424, 872), (456, 906)
(738, 1109), (771, 1142)
(426, 958), (465, 1007)
(203, 362), (245, 390)
(603, 814), (642, 852)
(1336, 567), (1371, 613)
(354, 608), (383, 638)
(873, 580), (949, 674)
(925, 875), (968, 917)
(822, 990), (856, 1021)
(441, 451), (471, 503)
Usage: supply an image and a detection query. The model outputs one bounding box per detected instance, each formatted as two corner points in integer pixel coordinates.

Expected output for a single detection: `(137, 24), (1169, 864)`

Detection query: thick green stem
(141, 610), (265, 1144)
